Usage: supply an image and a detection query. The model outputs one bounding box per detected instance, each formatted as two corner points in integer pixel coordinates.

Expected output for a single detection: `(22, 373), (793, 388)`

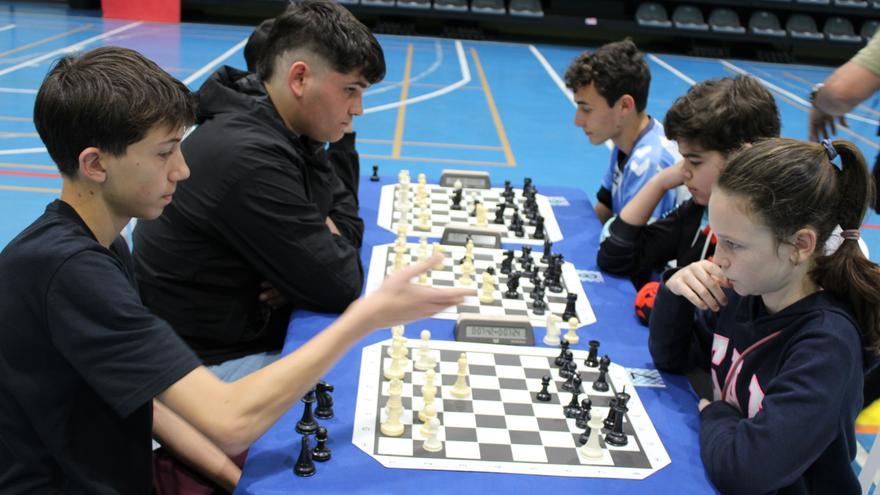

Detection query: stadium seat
(825, 17), (862, 42)
(509, 0), (543, 17)
(796, 0), (830, 4)
(787, 13), (824, 39)
(471, 0), (505, 14)
(361, 0), (394, 6)
(835, 0), (869, 7)
(636, 2), (672, 28)
(397, 0), (431, 8)
(862, 19), (880, 39)
(336, 0), (360, 4)
(672, 5), (708, 31)
(708, 8), (745, 33)
(434, 0), (468, 12)
(748, 11), (786, 37)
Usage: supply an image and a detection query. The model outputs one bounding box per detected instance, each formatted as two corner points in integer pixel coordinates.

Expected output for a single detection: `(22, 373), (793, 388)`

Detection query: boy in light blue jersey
(564, 39), (682, 224)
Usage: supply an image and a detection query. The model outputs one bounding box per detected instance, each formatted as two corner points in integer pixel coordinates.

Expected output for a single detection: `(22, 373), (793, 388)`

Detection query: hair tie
(821, 139), (843, 171)
(841, 229), (860, 241)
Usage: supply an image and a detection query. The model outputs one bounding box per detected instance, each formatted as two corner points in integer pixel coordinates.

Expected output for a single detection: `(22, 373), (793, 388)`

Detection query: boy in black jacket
(597, 76), (780, 292)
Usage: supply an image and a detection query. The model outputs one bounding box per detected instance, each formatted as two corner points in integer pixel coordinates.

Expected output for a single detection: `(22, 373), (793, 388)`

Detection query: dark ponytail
(718, 138), (880, 352)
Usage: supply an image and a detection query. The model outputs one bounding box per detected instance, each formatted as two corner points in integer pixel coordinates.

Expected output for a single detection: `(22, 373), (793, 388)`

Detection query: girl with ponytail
(648, 137), (880, 495)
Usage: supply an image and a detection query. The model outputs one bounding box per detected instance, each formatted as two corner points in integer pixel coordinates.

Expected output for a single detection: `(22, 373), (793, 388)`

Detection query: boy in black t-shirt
(0, 46), (471, 494)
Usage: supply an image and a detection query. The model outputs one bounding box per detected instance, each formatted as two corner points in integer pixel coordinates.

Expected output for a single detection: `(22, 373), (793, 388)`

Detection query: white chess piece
(419, 403), (438, 436)
(579, 414), (605, 459)
(458, 259), (474, 286)
(384, 379), (404, 417)
(418, 271), (428, 285)
(465, 239), (474, 261)
(453, 179), (463, 191)
(565, 317), (580, 345)
(384, 341), (405, 380)
(475, 202), (487, 227)
(392, 251), (405, 274)
(450, 353), (471, 398)
(432, 242), (444, 270)
(543, 313), (562, 346)
(388, 325), (405, 357)
(417, 206), (430, 231)
(418, 172), (427, 186)
(480, 270), (495, 304)
(381, 401), (405, 437)
(418, 236), (429, 260)
(414, 329), (437, 371)
(418, 384), (436, 422)
(422, 417), (443, 453)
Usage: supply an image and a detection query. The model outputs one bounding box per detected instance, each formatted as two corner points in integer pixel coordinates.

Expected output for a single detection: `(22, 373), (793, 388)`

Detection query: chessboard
(352, 339), (670, 479)
(366, 242), (596, 329)
(376, 183), (563, 246)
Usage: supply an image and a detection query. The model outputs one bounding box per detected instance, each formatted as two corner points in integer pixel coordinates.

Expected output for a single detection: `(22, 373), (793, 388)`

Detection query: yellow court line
(0, 116), (32, 122)
(361, 153), (511, 167)
(0, 24), (93, 58)
(0, 162), (56, 171)
(0, 184), (59, 194)
(470, 48), (515, 166)
(358, 138), (503, 151)
(391, 44), (414, 159)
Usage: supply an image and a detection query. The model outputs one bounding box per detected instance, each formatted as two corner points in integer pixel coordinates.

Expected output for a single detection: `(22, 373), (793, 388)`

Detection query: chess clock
(454, 314), (535, 346)
(441, 224), (503, 249)
(439, 169), (491, 189)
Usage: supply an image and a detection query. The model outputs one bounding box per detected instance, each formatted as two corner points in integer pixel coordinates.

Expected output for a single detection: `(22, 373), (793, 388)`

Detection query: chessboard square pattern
(378, 437), (414, 456)
(469, 375), (501, 390)
(472, 399), (506, 416)
(505, 415), (540, 431)
(508, 430), (542, 445)
(476, 427), (511, 444)
(445, 441), (482, 460)
(511, 444), (549, 463)
(443, 411), (477, 428)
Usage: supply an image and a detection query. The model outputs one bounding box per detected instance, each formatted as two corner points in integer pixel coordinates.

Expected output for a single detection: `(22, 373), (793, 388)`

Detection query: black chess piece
(312, 426), (332, 462)
(575, 398), (592, 429)
(494, 203), (506, 224)
(592, 355), (611, 392)
(536, 375), (552, 402)
(584, 340), (600, 368)
(616, 387), (631, 410)
(604, 397), (619, 430)
(500, 250), (514, 275)
(541, 240), (552, 264)
(561, 362), (579, 391)
(561, 293), (578, 322)
(523, 177), (532, 193)
(563, 384), (582, 418)
(554, 340), (571, 367)
(532, 215), (545, 240)
(296, 389), (319, 435)
(519, 246), (532, 264)
(559, 358), (575, 380)
(513, 224), (525, 238)
(520, 254), (533, 273)
(529, 265), (541, 285)
(370, 164), (379, 182)
(530, 282), (546, 316)
(504, 271), (521, 299)
(315, 381), (334, 420)
(469, 199), (481, 217)
(605, 403), (629, 447)
(451, 188), (463, 210)
(293, 434), (317, 477)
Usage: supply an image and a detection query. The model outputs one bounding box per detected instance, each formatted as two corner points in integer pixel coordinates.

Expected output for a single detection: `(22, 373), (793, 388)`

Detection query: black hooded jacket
(133, 66), (363, 364)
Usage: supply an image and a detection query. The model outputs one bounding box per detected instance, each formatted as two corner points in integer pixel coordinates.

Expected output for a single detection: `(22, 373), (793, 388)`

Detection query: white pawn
(417, 206), (430, 231)
(543, 313), (562, 346)
(414, 329), (437, 371)
(419, 403), (438, 436)
(381, 402), (405, 437)
(579, 413), (605, 459)
(418, 236), (429, 260)
(564, 317), (580, 345)
(475, 202), (487, 227)
(480, 270), (495, 304)
(392, 251), (405, 274)
(423, 368), (437, 395)
(465, 238), (474, 262)
(384, 340), (405, 380)
(388, 325), (404, 357)
(458, 260), (473, 286)
(422, 417), (443, 452)
(432, 242), (445, 270)
(384, 378), (403, 417)
(418, 384), (436, 422)
(450, 353), (471, 398)
(418, 172), (427, 186)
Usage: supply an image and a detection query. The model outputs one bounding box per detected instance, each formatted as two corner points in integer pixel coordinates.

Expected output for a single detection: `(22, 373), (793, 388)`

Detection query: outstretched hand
(666, 259), (729, 312)
(808, 107), (847, 142)
(349, 254), (475, 331)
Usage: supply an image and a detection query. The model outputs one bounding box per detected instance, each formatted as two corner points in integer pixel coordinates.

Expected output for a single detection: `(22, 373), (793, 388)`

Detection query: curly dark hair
(563, 39), (650, 112)
(664, 75), (780, 154)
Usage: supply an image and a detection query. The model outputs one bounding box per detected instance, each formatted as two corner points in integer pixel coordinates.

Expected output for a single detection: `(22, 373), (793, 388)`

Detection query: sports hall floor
(1, 0), (880, 485)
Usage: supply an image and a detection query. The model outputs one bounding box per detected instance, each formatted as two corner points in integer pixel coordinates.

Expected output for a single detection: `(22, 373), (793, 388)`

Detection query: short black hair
(34, 46), (195, 177)
(563, 39), (650, 112)
(257, 0), (385, 84)
(664, 75), (780, 155)
(244, 18), (274, 73)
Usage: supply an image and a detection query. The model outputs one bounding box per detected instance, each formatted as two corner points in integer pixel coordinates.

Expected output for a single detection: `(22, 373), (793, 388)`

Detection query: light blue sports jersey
(601, 117), (682, 220)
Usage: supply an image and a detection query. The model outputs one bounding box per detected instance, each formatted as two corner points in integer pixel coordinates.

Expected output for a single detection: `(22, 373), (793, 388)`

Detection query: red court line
(0, 170), (60, 179)
(864, 224), (880, 229)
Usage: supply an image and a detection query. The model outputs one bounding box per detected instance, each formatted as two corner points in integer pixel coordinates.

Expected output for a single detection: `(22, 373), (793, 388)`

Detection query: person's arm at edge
(597, 201), (687, 277)
(152, 400), (241, 492)
(594, 202), (612, 225)
(648, 269), (704, 373)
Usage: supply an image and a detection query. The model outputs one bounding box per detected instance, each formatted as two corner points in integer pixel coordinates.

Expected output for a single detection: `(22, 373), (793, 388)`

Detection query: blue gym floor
(1, 0), (879, 486)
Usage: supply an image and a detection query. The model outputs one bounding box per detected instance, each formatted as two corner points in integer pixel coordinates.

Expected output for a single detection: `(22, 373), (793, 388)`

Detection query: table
(235, 180), (716, 494)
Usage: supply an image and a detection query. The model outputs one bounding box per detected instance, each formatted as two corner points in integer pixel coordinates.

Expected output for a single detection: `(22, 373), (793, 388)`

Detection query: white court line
(529, 44), (614, 151)
(182, 37), (248, 86)
(0, 87), (37, 94)
(0, 24), (15, 33)
(364, 40), (470, 114)
(720, 59), (880, 127)
(366, 40), (443, 97)
(0, 22), (142, 78)
(0, 147), (46, 155)
(647, 53), (696, 86)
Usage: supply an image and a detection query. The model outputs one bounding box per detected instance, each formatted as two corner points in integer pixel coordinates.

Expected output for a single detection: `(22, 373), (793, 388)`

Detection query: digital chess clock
(454, 314), (535, 346)
(439, 169), (491, 189)
(441, 224), (503, 249)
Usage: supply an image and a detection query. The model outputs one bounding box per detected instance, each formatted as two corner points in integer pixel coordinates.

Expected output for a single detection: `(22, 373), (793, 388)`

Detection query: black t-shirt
(0, 200), (201, 494)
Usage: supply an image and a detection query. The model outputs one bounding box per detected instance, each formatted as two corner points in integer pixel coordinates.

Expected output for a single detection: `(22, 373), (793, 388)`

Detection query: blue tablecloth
(236, 179), (716, 494)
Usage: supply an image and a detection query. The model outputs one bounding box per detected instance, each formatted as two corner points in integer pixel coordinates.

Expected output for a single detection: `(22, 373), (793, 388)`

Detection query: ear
(617, 94), (636, 114)
(287, 61), (308, 98)
(77, 147), (107, 183)
(790, 228), (818, 264)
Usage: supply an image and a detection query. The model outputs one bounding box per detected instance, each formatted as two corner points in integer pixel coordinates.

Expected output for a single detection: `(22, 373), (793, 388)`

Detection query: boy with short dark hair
(597, 75), (781, 308)
(0, 45), (470, 493)
(564, 39), (681, 225)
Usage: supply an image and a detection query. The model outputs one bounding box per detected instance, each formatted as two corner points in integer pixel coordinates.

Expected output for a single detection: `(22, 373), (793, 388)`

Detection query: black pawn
(561, 362), (580, 392)
(592, 356), (610, 392)
(296, 390), (319, 435)
(315, 381), (334, 420)
(536, 375), (552, 402)
(561, 293), (578, 322)
(559, 357), (575, 379)
(541, 240), (553, 264)
(575, 398), (592, 430)
(554, 340), (571, 367)
(519, 246), (532, 264)
(532, 215), (545, 240)
(370, 164), (379, 182)
(584, 340), (600, 368)
(312, 426), (331, 462)
(563, 384), (582, 418)
(294, 434), (316, 477)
